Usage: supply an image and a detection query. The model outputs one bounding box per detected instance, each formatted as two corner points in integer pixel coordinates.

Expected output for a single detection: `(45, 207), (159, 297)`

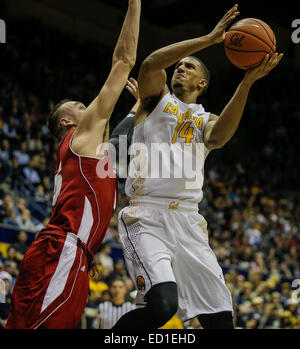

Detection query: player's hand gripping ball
(224, 18), (276, 69)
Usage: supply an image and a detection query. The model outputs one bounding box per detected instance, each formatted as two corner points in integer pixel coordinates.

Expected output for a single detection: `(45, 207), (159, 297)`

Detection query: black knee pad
(146, 282), (178, 324)
(197, 311), (234, 329)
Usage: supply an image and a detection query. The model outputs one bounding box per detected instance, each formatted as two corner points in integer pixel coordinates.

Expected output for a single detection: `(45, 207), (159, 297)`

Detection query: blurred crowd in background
(0, 18), (299, 329)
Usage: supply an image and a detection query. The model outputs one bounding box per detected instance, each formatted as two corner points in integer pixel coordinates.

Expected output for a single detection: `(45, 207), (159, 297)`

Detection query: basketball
(224, 18), (276, 70)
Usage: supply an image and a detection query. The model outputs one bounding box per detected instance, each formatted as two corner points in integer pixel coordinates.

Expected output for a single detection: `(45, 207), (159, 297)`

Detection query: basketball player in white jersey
(112, 4), (283, 329)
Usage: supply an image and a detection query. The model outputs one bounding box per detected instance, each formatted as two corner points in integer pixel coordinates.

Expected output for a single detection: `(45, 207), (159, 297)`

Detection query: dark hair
(109, 277), (126, 288)
(7, 246), (16, 253)
(188, 56), (210, 96)
(99, 242), (111, 252)
(47, 99), (72, 140)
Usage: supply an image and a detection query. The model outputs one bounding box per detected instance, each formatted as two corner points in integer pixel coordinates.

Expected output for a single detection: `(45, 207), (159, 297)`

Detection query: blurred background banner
(0, 0), (299, 329)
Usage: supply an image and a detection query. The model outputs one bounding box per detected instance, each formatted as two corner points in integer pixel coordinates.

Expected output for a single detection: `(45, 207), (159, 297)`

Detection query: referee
(93, 278), (136, 329)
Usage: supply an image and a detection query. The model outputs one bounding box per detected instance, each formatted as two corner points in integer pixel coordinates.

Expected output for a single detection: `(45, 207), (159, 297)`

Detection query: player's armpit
(138, 60), (168, 102)
(137, 60), (169, 109)
(134, 65), (169, 126)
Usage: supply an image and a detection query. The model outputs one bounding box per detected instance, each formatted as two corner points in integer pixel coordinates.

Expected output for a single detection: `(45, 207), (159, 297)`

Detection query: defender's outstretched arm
(73, 0), (141, 156)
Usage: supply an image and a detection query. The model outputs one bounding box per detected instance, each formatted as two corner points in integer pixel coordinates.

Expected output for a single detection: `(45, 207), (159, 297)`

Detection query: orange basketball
(224, 18), (276, 70)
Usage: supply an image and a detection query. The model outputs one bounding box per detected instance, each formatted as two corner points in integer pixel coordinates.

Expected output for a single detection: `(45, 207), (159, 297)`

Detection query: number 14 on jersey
(172, 118), (203, 144)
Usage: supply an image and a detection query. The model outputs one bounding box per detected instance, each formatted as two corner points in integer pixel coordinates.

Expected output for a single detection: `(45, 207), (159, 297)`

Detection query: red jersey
(42, 128), (117, 254)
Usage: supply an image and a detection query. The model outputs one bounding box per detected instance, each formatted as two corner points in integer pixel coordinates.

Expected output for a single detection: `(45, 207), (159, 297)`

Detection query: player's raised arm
(137, 4), (240, 115)
(204, 52), (283, 151)
(73, 0), (141, 155)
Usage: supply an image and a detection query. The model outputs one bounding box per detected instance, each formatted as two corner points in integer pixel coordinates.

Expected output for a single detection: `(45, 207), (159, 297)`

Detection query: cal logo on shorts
(136, 275), (145, 291)
(169, 201), (179, 210)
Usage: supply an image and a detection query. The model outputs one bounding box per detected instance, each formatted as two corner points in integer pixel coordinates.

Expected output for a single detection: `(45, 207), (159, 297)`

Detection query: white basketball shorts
(118, 197), (233, 321)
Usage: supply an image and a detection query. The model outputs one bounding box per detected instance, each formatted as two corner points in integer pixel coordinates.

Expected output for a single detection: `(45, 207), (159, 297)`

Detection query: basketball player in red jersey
(6, 0), (141, 329)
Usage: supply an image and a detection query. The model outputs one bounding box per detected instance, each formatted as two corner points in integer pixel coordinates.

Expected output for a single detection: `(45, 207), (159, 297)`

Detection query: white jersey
(125, 92), (211, 204)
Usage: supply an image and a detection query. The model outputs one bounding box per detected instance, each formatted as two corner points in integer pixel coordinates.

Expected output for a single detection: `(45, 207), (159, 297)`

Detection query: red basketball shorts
(6, 231), (90, 329)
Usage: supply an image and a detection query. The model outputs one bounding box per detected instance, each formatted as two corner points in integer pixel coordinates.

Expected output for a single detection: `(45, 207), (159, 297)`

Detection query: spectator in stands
(279, 261), (293, 279)
(248, 269), (264, 291)
(245, 315), (259, 329)
(80, 289), (112, 329)
(13, 142), (30, 166)
(271, 291), (284, 307)
(280, 311), (294, 329)
(33, 217), (50, 235)
(2, 116), (17, 139)
(2, 261), (18, 287)
(88, 267), (109, 306)
(36, 154), (48, 180)
(27, 129), (43, 154)
(12, 231), (28, 264)
(15, 198), (27, 217)
(103, 214), (121, 246)
(15, 209), (36, 231)
(95, 242), (114, 276)
(250, 296), (264, 327)
(245, 223), (262, 246)
(252, 252), (268, 275)
(35, 182), (50, 204)
(280, 282), (292, 304)
(41, 176), (51, 194)
(5, 247), (18, 266)
(124, 278), (136, 300)
(261, 303), (281, 329)
(111, 259), (128, 282)
(34, 176), (52, 208)
(0, 194), (8, 222)
(0, 162), (7, 186)
(2, 208), (19, 227)
(1, 194), (15, 213)
(100, 290), (111, 303)
(0, 138), (10, 163)
(23, 159), (41, 185)
(8, 157), (23, 191)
